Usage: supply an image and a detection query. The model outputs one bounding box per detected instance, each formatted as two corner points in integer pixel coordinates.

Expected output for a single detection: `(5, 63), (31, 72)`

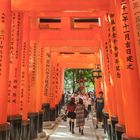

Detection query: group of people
(65, 91), (104, 135)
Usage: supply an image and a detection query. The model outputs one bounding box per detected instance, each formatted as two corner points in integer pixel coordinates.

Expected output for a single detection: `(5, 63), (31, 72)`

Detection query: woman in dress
(75, 98), (85, 135)
(67, 97), (76, 134)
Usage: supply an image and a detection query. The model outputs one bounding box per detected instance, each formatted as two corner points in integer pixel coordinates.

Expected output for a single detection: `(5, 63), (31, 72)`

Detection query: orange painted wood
(42, 47), (51, 104)
(8, 12), (23, 116)
(28, 40), (38, 113)
(0, 0), (11, 124)
(19, 14), (30, 120)
(116, 0), (140, 137)
(129, 0), (140, 80)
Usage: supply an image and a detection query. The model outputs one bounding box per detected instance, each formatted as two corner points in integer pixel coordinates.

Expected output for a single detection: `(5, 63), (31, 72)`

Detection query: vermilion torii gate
(0, 0), (140, 140)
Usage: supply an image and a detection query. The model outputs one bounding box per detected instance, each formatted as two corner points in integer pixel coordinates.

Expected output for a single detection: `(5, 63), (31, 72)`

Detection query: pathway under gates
(0, 0), (140, 140)
(48, 113), (107, 140)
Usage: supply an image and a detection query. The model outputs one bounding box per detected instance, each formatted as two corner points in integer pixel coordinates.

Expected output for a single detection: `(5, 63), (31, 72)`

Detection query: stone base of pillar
(38, 131), (49, 140)
(7, 115), (22, 140)
(28, 112), (38, 140)
(103, 112), (109, 134)
(60, 101), (62, 108)
(34, 136), (49, 140)
(55, 105), (59, 118)
(107, 119), (112, 140)
(31, 138), (40, 140)
(111, 116), (118, 140)
(61, 94), (65, 106)
(0, 123), (10, 140)
(43, 121), (51, 127)
(38, 111), (43, 133)
(50, 108), (56, 121)
(43, 121), (56, 129)
(56, 117), (61, 123)
(42, 103), (50, 122)
(122, 134), (140, 140)
(115, 124), (125, 140)
(58, 103), (61, 114)
(21, 120), (30, 140)
(38, 131), (46, 138)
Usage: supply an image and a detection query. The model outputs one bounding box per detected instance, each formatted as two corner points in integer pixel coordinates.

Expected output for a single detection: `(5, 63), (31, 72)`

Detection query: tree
(64, 69), (94, 93)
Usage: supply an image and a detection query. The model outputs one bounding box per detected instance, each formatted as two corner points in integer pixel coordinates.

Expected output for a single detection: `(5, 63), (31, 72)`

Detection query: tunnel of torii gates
(0, 0), (140, 140)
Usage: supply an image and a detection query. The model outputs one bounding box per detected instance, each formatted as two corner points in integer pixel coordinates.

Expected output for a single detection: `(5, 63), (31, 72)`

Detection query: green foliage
(64, 69), (94, 93)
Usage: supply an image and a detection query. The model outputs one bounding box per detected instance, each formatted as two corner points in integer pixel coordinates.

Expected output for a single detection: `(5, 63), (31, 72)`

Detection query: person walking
(66, 97), (76, 134)
(95, 91), (104, 129)
(75, 98), (85, 135)
(87, 94), (92, 113)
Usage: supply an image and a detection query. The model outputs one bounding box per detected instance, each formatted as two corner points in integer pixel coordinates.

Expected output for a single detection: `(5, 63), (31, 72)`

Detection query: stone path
(47, 114), (108, 140)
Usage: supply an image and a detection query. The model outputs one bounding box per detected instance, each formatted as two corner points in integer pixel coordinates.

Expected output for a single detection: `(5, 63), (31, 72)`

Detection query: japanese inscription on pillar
(109, 13), (121, 78)
(20, 41), (27, 112)
(129, 0), (140, 78)
(131, 0), (140, 45)
(106, 20), (112, 85)
(55, 63), (59, 103)
(18, 14), (30, 120)
(121, 0), (134, 70)
(28, 42), (37, 106)
(0, 12), (5, 77)
(0, 1), (11, 123)
(45, 52), (51, 96)
(8, 12), (23, 104)
(105, 41), (111, 84)
(49, 55), (56, 108)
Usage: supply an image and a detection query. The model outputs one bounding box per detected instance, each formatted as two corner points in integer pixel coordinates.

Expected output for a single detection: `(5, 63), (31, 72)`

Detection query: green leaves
(64, 69), (94, 92)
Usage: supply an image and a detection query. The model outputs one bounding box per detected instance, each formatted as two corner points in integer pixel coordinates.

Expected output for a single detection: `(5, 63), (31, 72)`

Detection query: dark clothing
(95, 97), (104, 122)
(67, 112), (76, 119)
(88, 105), (91, 113)
(67, 102), (76, 119)
(67, 103), (76, 112)
(96, 110), (103, 122)
(95, 97), (104, 111)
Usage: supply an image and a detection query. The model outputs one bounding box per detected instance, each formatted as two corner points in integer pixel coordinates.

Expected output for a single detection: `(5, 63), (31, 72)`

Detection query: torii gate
(0, 0), (140, 140)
